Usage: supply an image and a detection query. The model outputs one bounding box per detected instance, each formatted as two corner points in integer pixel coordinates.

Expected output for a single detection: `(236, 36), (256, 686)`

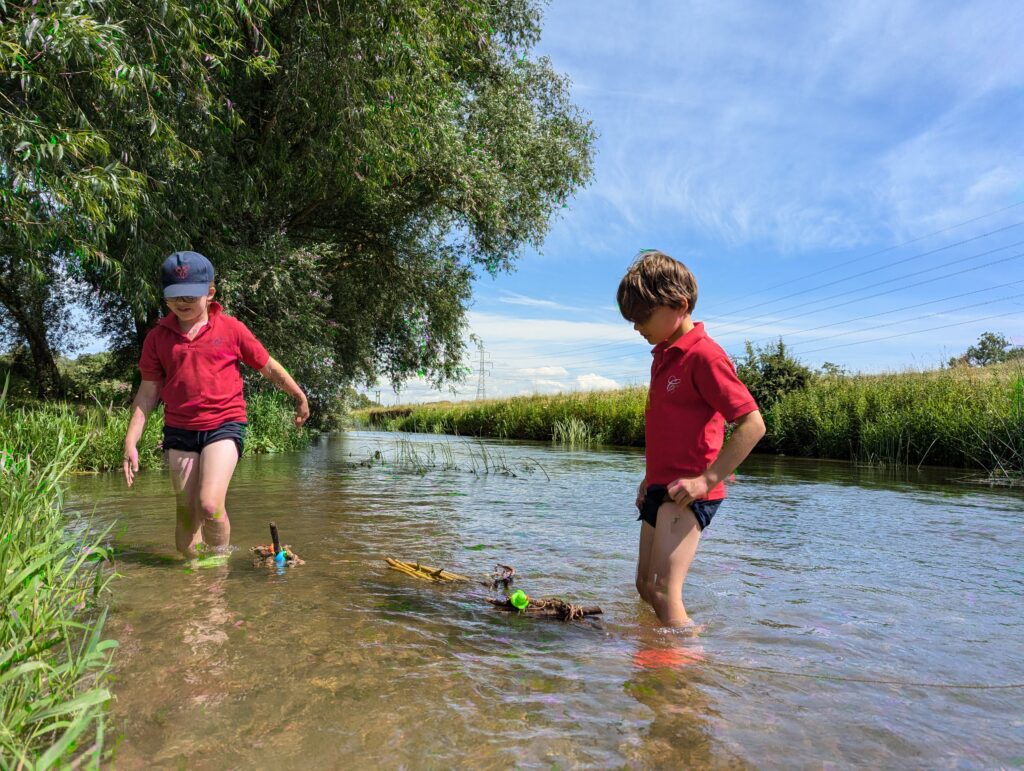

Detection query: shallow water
(68, 431), (1024, 769)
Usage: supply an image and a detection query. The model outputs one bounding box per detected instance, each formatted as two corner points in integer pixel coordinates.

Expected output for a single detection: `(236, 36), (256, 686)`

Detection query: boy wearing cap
(617, 250), (765, 626)
(122, 251), (310, 558)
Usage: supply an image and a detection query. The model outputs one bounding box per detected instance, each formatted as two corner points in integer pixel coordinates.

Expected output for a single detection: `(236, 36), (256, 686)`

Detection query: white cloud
(531, 378), (569, 392)
(576, 373), (619, 391)
(520, 365), (569, 377)
(540, 0), (1024, 253)
(498, 292), (582, 311)
(467, 311), (635, 344)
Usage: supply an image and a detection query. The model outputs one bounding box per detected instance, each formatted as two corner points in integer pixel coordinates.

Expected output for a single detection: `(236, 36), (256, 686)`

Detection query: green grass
(1, 424), (117, 767)
(358, 364), (1024, 474)
(0, 389), (310, 474)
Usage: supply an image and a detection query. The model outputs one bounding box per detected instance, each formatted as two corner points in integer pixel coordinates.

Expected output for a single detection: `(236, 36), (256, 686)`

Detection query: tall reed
(1, 428), (116, 766)
(359, 365), (1024, 473)
(0, 389), (308, 474)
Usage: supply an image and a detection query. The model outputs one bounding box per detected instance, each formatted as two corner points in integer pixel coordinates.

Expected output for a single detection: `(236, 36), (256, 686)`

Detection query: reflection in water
(68, 432), (1024, 768)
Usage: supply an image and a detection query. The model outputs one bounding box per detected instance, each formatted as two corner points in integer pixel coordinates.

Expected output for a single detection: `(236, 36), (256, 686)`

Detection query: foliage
(0, 0), (278, 395)
(735, 339), (814, 408)
(765, 363), (1024, 470)
(0, 0), (275, 274)
(2, 2), (595, 399)
(948, 331), (1022, 368)
(60, 352), (133, 406)
(0, 388), (307, 473)
(0, 417), (116, 767)
(0, 255), (82, 397)
(362, 387), (648, 446)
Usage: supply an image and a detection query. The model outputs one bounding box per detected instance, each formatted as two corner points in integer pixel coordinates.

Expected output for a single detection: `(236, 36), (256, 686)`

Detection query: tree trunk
(0, 267), (65, 399)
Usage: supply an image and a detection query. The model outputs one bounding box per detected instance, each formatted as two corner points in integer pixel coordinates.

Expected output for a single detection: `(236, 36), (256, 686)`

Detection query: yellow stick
(385, 557), (470, 582)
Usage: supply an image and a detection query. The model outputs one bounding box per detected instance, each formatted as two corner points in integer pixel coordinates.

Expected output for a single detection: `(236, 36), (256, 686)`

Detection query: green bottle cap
(509, 589), (529, 610)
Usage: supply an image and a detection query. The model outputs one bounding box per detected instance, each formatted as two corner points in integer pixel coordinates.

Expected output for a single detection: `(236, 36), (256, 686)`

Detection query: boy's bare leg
(167, 449), (203, 557)
(196, 439), (239, 551)
(649, 501), (703, 626)
(636, 521), (657, 605)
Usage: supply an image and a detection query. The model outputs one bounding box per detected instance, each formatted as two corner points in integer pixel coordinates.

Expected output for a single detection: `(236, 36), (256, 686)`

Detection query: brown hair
(616, 250), (698, 323)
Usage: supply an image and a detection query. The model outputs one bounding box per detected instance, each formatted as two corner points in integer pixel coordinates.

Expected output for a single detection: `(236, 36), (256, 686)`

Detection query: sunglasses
(168, 295), (201, 303)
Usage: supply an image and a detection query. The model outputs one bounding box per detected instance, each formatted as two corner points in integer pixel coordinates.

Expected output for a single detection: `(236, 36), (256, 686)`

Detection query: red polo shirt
(138, 302), (270, 430)
(645, 322), (758, 500)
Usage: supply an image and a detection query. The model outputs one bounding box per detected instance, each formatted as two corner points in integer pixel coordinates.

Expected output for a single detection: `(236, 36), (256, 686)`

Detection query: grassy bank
(0, 390), (310, 474)
(359, 364), (1024, 475)
(1, 429), (116, 766)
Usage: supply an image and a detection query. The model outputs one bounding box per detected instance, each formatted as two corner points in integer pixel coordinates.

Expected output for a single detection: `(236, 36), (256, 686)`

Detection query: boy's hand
(123, 445), (139, 487)
(668, 474), (710, 506)
(635, 479), (648, 510)
(294, 397), (310, 427)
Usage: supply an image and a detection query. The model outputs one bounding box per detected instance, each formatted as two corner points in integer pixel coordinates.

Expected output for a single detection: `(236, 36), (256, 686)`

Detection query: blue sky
(391, 0), (1024, 404)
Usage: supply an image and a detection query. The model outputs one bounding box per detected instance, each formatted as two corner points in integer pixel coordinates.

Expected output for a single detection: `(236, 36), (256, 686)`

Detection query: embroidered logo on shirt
(666, 376), (681, 392)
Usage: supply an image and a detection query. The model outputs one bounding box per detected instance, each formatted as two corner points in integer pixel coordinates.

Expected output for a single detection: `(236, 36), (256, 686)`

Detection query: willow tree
(3, 1), (595, 401)
(0, 1), (276, 395)
(143, 0), (594, 403)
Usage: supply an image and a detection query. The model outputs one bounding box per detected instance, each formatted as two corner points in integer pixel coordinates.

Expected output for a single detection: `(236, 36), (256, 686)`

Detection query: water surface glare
(68, 431), (1024, 769)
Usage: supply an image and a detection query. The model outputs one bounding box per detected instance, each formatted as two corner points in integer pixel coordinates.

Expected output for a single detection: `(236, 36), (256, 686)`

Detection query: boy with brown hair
(617, 250), (765, 626)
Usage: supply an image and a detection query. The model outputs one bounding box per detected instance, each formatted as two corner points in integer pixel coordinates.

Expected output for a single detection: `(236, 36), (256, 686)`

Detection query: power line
(477, 228), (1024, 368)
(717, 244), (1024, 340)
(781, 290), (1024, 350)
(791, 307), (1024, 356)
(740, 279), (1024, 350)
(709, 201), (1024, 317)
(708, 226), (1024, 329)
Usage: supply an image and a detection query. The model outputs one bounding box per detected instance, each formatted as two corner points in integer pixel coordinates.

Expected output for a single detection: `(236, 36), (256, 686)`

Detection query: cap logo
(175, 264), (190, 279)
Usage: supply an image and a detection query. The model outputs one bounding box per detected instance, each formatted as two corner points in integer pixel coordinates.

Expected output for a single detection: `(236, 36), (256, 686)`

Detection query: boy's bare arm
(123, 380), (162, 486)
(667, 409), (766, 505)
(259, 356), (310, 427)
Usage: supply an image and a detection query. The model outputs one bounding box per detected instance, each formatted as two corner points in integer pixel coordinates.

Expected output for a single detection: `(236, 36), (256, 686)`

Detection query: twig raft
(251, 544), (305, 567)
(385, 557), (470, 582)
(487, 596), (602, 622)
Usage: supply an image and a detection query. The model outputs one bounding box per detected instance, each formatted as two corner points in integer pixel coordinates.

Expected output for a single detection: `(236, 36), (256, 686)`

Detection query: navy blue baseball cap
(161, 251), (215, 298)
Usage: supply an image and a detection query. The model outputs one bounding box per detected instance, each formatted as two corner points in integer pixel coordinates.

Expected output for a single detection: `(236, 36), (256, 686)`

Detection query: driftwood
(487, 596), (602, 622)
(484, 563), (516, 590)
(385, 557), (470, 582)
(251, 544), (305, 567)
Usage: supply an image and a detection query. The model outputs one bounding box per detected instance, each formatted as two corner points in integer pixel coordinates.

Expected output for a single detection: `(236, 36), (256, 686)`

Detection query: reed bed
(0, 389), (309, 474)
(360, 365), (1024, 474)
(1, 422), (116, 766)
(347, 438), (548, 479)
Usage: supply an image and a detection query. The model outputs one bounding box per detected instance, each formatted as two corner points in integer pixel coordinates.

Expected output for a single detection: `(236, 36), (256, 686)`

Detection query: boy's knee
(198, 498), (226, 521)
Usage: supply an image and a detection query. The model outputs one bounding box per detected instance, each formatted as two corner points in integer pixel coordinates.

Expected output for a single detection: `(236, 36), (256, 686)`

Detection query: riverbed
(68, 431), (1024, 768)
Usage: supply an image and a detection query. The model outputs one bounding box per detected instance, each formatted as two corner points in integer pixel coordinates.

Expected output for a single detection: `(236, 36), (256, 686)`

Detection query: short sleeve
(138, 330), (165, 382)
(693, 355), (758, 422)
(234, 319), (270, 370)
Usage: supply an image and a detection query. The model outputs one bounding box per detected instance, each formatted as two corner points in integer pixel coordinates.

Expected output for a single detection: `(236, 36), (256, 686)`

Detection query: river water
(67, 430), (1024, 769)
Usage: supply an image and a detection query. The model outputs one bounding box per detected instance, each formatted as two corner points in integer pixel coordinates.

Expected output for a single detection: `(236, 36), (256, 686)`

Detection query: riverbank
(0, 390), (310, 474)
(1, 430), (116, 765)
(0, 389), (309, 764)
(359, 363), (1024, 477)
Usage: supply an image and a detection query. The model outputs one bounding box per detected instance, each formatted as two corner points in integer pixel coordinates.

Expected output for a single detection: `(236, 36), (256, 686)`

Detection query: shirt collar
(158, 301), (223, 334)
(652, 321), (706, 357)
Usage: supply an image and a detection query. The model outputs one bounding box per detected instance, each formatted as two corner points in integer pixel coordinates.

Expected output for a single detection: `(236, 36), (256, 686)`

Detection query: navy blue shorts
(162, 421), (246, 458)
(637, 484), (722, 531)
